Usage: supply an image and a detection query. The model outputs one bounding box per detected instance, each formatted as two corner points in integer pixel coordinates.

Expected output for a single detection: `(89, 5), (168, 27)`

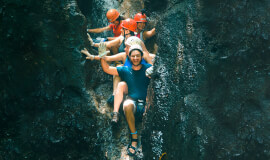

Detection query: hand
(87, 33), (94, 46)
(86, 55), (95, 60)
(98, 42), (110, 58)
(143, 111), (147, 117)
(145, 66), (153, 78)
(81, 48), (95, 60)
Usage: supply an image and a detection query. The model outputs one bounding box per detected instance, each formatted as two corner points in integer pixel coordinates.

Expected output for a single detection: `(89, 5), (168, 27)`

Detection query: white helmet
(129, 44), (143, 56)
(125, 36), (142, 46)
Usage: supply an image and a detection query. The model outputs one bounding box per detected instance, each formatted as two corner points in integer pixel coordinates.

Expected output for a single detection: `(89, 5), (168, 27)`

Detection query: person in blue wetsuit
(81, 36), (155, 105)
(100, 44), (153, 156)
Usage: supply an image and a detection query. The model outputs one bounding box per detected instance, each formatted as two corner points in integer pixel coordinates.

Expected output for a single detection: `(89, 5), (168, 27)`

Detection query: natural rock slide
(0, 0), (269, 160)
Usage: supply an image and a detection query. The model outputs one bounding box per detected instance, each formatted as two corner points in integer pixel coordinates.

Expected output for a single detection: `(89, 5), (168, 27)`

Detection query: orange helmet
(121, 18), (137, 32)
(106, 9), (120, 22)
(134, 13), (147, 22)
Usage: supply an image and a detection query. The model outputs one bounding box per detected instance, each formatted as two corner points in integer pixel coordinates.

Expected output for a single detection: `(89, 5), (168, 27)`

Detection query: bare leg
(123, 100), (137, 154)
(114, 82), (128, 112)
(113, 75), (121, 95)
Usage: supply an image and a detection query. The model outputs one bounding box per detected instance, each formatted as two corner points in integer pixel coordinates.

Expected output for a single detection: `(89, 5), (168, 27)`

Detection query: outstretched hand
(98, 42), (110, 58)
(81, 48), (94, 60)
(87, 33), (94, 46)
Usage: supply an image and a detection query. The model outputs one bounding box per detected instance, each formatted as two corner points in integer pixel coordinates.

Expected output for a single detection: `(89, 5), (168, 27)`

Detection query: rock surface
(0, 0), (269, 160)
(0, 0), (102, 159)
(142, 0), (270, 159)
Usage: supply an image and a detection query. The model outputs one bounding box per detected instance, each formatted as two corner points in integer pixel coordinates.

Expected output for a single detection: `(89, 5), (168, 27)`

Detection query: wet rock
(1, 0), (270, 159)
(0, 0), (102, 159)
(142, 0), (270, 159)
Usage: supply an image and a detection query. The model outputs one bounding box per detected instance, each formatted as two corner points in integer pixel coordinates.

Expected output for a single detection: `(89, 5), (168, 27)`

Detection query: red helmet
(121, 18), (137, 32)
(106, 9), (120, 22)
(134, 13), (147, 22)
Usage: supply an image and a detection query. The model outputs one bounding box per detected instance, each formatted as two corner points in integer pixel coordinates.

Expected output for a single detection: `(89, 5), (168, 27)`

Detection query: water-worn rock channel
(1, 0), (269, 159)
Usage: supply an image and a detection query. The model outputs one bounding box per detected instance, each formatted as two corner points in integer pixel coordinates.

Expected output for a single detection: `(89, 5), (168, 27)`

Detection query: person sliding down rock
(99, 43), (152, 156)
(81, 36), (155, 106)
(82, 19), (154, 106)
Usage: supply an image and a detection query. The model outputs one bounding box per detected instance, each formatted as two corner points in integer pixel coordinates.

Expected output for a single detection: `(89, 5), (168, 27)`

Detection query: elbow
(152, 28), (156, 36)
(102, 66), (111, 75)
(103, 68), (110, 74)
(102, 67), (110, 75)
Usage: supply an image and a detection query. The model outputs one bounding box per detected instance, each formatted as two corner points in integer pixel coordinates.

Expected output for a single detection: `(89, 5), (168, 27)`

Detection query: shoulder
(119, 35), (124, 41)
(117, 66), (129, 72)
(143, 63), (152, 69)
(115, 35), (124, 41)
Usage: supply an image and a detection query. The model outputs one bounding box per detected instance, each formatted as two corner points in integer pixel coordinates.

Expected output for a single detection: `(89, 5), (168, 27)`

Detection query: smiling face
(137, 22), (146, 31)
(122, 28), (132, 39)
(130, 50), (142, 66)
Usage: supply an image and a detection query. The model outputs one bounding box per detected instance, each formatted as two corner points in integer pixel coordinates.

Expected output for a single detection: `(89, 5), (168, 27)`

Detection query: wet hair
(141, 9), (148, 17)
(129, 49), (143, 56)
(116, 15), (125, 22)
(124, 30), (135, 37)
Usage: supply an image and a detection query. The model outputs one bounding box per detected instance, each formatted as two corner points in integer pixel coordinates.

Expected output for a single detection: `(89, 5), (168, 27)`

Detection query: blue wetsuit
(124, 57), (147, 67)
(117, 63), (152, 101)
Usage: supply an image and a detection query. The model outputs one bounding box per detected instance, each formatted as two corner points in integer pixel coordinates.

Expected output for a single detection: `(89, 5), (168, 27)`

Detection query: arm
(107, 37), (118, 41)
(81, 48), (101, 61)
(100, 58), (119, 76)
(93, 36), (122, 49)
(103, 52), (126, 62)
(105, 36), (123, 49)
(143, 28), (156, 40)
(87, 26), (111, 33)
(141, 41), (148, 52)
(83, 50), (126, 62)
(92, 52), (126, 61)
(140, 41), (154, 65)
(143, 51), (154, 65)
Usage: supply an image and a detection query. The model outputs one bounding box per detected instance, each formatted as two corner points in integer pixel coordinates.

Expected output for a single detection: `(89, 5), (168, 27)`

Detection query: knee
(117, 82), (127, 90)
(123, 102), (134, 113)
(114, 75), (121, 81)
